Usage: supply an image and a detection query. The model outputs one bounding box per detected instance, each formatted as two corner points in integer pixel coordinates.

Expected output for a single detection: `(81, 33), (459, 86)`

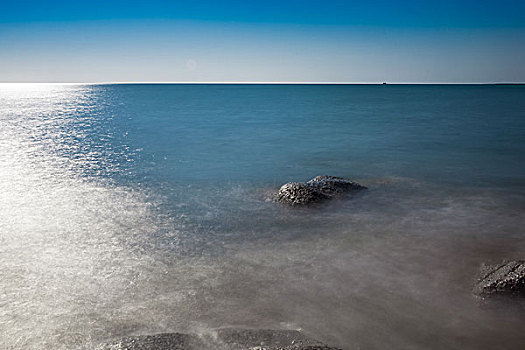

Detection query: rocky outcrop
(277, 175), (366, 206)
(97, 328), (342, 350)
(474, 260), (525, 298)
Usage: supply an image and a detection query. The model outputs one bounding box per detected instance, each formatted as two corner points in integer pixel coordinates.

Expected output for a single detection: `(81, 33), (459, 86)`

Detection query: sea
(1, 84), (524, 349)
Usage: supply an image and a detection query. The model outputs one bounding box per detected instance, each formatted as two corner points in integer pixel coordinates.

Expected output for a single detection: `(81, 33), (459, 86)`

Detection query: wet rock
(96, 328), (343, 350)
(216, 328), (340, 349)
(277, 176), (366, 206)
(277, 182), (330, 206)
(474, 260), (525, 298)
(306, 176), (367, 195)
(96, 332), (205, 350)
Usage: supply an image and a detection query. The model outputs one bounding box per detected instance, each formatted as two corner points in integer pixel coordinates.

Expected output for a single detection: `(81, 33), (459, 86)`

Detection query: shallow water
(1, 84), (524, 349)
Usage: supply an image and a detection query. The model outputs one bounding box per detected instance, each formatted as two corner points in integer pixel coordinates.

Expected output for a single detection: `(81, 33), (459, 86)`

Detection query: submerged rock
(474, 260), (525, 298)
(277, 175), (366, 206)
(97, 328), (342, 350)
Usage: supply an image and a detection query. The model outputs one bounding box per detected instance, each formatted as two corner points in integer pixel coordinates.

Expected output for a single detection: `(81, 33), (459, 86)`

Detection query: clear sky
(1, 0), (524, 83)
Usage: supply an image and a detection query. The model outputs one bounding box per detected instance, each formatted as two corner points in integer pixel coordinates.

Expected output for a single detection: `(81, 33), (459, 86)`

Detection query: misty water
(1, 84), (524, 349)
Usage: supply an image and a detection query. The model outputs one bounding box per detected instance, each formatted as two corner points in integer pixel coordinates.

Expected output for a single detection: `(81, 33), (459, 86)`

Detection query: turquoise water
(56, 84), (525, 185)
(1, 84), (524, 349)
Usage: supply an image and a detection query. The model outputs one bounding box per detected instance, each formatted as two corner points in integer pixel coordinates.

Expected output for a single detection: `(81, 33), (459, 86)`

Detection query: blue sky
(1, 0), (524, 82)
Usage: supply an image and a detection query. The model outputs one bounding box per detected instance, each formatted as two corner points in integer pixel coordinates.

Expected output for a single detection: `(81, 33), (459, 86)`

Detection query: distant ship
(382, 82), (387, 85)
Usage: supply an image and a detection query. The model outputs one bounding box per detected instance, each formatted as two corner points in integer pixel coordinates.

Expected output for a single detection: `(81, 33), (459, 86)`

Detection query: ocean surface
(1, 84), (524, 349)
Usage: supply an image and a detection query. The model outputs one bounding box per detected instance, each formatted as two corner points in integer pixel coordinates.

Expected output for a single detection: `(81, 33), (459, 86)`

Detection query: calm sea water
(1, 84), (524, 349)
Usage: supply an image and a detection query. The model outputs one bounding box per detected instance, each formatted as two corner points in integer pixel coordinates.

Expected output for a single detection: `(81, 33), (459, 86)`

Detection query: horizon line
(1, 81), (524, 85)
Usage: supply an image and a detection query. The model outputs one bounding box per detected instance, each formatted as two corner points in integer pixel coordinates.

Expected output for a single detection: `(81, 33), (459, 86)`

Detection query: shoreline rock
(277, 175), (367, 206)
(474, 260), (525, 299)
(96, 328), (343, 350)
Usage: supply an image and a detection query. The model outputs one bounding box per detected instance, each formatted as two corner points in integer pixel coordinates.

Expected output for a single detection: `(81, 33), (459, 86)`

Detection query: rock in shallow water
(277, 175), (366, 206)
(96, 328), (342, 350)
(217, 328), (341, 350)
(97, 332), (202, 350)
(474, 260), (525, 298)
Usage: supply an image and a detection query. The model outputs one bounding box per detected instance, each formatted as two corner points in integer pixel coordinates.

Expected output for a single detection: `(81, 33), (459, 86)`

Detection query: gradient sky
(1, 0), (524, 83)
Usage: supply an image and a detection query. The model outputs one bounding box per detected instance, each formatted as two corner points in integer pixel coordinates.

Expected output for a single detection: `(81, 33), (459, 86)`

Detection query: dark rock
(96, 332), (205, 350)
(474, 260), (525, 298)
(277, 182), (330, 206)
(96, 328), (343, 350)
(306, 176), (367, 195)
(216, 328), (340, 349)
(277, 176), (366, 206)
